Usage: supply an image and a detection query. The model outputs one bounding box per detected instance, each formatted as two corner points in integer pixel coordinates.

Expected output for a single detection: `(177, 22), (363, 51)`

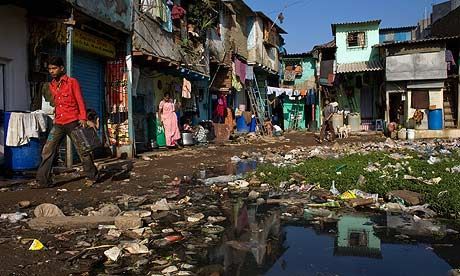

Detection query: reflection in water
(208, 199), (285, 275)
(334, 215), (382, 259)
(209, 205), (460, 276)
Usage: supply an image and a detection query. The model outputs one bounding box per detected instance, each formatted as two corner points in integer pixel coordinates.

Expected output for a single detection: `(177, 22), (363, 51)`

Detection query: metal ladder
(248, 75), (270, 135)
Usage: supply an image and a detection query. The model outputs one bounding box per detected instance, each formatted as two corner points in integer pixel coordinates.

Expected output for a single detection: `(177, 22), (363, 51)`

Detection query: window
(347, 31), (366, 48)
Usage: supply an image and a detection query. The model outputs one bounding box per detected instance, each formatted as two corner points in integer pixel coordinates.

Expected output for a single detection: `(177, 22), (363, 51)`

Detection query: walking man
(319, 99), (337, 143)
(34, 57), (98, 188)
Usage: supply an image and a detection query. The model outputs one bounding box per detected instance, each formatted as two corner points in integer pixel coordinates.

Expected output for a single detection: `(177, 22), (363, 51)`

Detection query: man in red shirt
(35, 57), (98, 188)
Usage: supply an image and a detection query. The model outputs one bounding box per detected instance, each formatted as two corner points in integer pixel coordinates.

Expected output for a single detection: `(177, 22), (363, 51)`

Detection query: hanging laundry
(6, 112), (48, 147)
(234, 58), (247, 84)
(284, 70), (296, 81)
(232, 74), (243, 91)
(294, 65), (303, 75)
(446, 50), (456, 71)
(246, 65), (254, 80)
(171, 4), (186, 20)
(182, 78), (192, 99)
(267, 86), (293, 97)
(161, 4), (173, 32)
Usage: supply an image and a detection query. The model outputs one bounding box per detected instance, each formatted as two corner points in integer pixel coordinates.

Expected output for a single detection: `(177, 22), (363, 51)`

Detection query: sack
(71, 126), (102, 153)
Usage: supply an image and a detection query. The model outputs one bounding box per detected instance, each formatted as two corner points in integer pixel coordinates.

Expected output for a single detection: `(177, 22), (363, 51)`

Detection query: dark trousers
(320, 120), (335, 141)
(36, 121), (98, 186)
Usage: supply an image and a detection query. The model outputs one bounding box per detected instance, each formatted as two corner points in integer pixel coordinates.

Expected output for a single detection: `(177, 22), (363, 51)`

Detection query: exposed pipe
(65, 9), (74, 168)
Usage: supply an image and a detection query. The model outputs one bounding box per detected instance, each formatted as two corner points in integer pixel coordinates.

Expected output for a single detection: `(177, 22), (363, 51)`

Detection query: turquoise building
(281, 53), (320, 130)
(331, 20), (385, 125)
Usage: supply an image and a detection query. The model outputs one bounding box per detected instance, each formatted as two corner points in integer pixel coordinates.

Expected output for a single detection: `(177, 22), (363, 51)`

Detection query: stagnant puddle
(205, 201), (460, 276)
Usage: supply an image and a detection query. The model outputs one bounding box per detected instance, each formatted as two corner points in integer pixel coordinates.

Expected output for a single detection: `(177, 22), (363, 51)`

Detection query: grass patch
(255, 151), (460, 217)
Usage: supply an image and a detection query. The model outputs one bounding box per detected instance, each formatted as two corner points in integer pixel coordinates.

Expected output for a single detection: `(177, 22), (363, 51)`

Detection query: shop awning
(336, 60), (383, 74)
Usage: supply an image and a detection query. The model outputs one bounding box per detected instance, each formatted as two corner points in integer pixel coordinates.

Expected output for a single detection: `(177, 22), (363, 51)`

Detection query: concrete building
(331, 20), (385, 128)
(377, 36), (460, 139)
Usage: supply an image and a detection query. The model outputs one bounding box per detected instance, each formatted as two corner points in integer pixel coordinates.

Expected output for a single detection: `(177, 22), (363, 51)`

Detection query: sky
(245, 0), (445, 53)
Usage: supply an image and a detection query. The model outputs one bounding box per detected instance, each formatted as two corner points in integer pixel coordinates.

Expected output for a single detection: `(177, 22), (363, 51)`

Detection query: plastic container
(249, 117), (257, 132)
(155, 116), (166, 147)
(4, 112), (42, 170)
(398, 128), (407, 140)
(428, 109), (443, 130)
(347, 113), (361, 132)
(331, 114), (344, 132)
(407, 129), (416, 140)
(236, 116), (250, 133)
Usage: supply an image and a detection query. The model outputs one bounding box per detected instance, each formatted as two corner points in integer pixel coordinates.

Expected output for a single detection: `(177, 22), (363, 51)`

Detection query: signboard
(58, 28), (116, 58)
(73, 29), (116, 58)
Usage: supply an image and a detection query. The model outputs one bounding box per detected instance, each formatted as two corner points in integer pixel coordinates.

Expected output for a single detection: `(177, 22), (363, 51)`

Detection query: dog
(337, 125), (351, 139)
(264, 120), (274, 136)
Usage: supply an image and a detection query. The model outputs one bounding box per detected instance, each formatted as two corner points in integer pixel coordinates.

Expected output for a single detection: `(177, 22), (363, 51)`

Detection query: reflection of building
(208, 201), (286, 275)
(334, 215), (382, 259)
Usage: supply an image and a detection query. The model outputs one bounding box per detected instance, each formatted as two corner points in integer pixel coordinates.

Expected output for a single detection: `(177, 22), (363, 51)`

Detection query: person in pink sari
(159, 92), (181, 147)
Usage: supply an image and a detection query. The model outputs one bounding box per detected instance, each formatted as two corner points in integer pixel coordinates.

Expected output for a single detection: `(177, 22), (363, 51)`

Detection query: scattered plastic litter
(28, 239), (45, 251)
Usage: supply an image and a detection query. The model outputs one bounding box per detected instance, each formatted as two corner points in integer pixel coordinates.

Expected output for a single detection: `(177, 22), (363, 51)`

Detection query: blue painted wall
(379, 31), (412, 43)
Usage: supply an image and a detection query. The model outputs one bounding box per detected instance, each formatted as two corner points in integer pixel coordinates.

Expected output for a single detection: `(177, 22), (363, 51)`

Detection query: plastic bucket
(428, 109), (443, 130)
(4, 112), (42, 170)
(398, 128), (407, 140)
(348, 113), (361, 132)
(236, 116), (250, 133)
(407, 129), (415, 140)
(249, 117), (257, 132)
(331, 114), (344, 133)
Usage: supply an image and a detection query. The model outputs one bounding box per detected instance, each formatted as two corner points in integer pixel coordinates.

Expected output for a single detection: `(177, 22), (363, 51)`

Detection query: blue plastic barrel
(428, 109), (443, 130)
(249, 117), (256, 132)
(4, 112), (42, 170)
(236, 116), (250, 133)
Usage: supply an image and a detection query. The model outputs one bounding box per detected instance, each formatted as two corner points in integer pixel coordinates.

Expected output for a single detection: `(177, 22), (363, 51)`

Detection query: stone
(34, 203), (65, 218)
(247, 190), (260, 200)
(89, 204), (121, 217)
(122, 210), (152, 218)
(28, 216), (115, 230)
(256, 198), (265, 205)
(388, 190), (423, 206)
(187, 213), (205, 223)
(115, 216), (143, 230)
(123, 243), (149, 254)
(18, 201), (31, 208)
(104, 246), (122, 261)
(162, 266), (178, 274)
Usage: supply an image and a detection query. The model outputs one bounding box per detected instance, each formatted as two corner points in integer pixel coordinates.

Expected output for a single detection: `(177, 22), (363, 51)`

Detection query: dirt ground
(0, 132), (381, 276)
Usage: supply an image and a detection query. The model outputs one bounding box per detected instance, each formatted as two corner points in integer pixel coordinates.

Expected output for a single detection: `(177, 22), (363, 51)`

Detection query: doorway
(389, 93), (403, 124)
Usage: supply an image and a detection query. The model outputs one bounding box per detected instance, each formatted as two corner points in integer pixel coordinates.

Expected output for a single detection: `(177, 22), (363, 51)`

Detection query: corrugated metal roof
(379, 26), (417, 33)
(332, 20), (381, 35)
(313, 40), (336, 50)
(374, 35), (460, 48)
(336, 60), (383, 74)
(283, 52), (313, 58)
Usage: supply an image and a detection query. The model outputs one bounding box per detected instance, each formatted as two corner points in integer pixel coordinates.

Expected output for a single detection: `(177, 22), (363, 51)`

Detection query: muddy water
(207, 201), (460, 276)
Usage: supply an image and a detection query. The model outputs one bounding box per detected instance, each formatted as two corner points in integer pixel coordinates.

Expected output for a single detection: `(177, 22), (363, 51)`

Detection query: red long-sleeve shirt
(50, 75), (87, 125)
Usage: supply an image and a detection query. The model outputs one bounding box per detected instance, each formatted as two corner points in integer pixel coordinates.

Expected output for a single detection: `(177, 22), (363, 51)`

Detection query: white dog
(337, 125), (351, 139)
